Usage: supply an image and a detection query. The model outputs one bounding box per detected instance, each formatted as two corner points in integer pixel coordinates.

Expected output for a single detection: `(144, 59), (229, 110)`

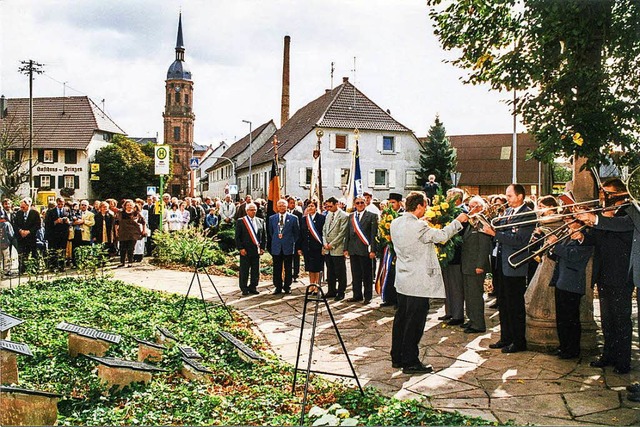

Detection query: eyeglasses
(355, 201), (365, 205)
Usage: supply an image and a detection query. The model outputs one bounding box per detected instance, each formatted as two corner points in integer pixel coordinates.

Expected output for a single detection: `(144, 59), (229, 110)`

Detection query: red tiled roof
(440, 133), (541, 185)
(1, 96), (125, 150)
(238, 80), (410, 170)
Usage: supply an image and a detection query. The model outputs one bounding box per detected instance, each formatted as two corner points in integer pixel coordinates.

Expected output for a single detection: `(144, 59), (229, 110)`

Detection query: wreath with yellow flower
(376, 206), (399, 252)
(423, 191), (463, 267)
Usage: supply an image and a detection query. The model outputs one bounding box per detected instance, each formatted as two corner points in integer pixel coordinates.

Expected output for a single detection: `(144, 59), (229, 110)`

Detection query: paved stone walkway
(3, 263), (639, 425)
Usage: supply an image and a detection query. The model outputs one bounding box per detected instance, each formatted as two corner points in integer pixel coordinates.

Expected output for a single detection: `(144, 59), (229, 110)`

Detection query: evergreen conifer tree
(418, 115), (457, 192)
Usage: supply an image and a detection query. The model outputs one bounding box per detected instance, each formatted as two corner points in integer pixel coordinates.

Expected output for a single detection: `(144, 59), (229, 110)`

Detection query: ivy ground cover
(1, 278), (498, 426)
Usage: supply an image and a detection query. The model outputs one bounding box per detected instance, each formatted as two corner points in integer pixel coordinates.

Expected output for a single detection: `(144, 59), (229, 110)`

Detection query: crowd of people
(1, 175), (639, 399)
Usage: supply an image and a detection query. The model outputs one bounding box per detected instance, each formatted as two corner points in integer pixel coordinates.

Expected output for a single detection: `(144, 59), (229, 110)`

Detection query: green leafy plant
(74, 244), (110, 279)
(152, 228), (226, 267)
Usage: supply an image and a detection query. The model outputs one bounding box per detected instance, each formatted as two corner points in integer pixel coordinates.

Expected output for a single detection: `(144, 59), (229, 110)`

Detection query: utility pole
(19, 59), (44, 199)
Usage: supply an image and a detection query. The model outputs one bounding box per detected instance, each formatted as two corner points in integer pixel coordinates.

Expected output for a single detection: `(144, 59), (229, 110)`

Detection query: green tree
(418, 115), (457, 192)
(91, 135), (156, 200)
(426, 0), (640, 169)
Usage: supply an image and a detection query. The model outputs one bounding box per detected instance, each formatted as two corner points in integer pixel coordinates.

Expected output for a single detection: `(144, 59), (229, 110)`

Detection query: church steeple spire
(175, 13), (185, 61)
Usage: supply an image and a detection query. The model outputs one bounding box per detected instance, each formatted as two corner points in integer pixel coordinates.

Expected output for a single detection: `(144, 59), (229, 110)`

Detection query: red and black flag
(267, 136), (281, 217)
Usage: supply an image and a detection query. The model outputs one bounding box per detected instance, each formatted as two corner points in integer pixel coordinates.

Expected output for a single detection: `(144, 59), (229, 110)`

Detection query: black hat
(388, 192), (403, 202)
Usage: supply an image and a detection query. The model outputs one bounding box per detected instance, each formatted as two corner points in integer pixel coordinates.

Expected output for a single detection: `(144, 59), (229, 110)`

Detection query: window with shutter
(40, 175), (51, 188)
(388, 170), (396, 188)
(64, 175), (74, 189)
(382, 136), (395, 153)
(65, 150), (77, 164)
(58, 176), (64, 188)
(34, 176), (41, 188)
(74, 176), (80, 189)
(50, 175), (56, 189)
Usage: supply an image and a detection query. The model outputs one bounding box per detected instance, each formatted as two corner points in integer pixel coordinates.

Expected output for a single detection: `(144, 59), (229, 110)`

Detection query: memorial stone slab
(0, 340), (33, 385)
(0, 311), (24, 340)
(178, 345), (202, 359)
(180, 356), (212, 381)
(56, 322), (121, 357)
(156, 326), (178, 347)
(134, 338), (166, 363)
(85, 355), (167, 390)
(218, 331), (264, 362)
(0, 386), (62, 426)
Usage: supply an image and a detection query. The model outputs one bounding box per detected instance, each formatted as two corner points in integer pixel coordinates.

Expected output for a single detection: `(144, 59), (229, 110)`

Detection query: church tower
(163, 13), (195, 197)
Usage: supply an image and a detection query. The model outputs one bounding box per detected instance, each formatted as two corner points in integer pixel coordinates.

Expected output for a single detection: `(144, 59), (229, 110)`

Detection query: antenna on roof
(351, 56), (357, 85)
(330, 61), (335, 90)
(62, 82), (67, 114)
(101, 99), (106, 118)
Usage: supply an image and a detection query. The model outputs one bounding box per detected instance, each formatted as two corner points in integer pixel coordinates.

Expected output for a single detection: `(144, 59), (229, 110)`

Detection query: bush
(152, 228), (226, 267)
(216, 226), (237, 252)
(74, 244), (110, 279)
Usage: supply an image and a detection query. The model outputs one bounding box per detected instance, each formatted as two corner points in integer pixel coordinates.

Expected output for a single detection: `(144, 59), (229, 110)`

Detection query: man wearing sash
(344, 196), (378, 304)
(235, 203), (266, 296)
(268, 199), (300, 294)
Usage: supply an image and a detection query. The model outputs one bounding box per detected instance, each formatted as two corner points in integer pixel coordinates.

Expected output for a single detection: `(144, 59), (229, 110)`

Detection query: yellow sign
(90, 174), (100, 181)
(154, 200), (163, 215)
(91, 163), (100, 173)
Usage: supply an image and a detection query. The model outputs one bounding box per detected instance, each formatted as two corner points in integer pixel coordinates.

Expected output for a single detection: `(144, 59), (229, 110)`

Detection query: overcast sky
(1, 0), (524, 147)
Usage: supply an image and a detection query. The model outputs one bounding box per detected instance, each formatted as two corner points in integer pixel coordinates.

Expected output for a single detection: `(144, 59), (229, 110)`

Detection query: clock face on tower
(173, 84), (181, 92)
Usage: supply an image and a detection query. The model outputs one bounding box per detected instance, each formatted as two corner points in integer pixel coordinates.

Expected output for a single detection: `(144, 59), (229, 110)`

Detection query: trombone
(508, 220), (588, 269)
(490, 199), (600, 229)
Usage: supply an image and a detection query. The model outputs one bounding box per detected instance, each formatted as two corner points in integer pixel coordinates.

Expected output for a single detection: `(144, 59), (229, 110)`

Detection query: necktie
(356, 212), (360, 222)
(102, 217), (107, 243)
(280, 214), (284, 226)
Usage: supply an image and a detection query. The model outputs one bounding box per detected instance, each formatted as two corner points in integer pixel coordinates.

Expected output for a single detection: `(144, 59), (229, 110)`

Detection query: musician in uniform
(483, 184), (535, 353)
(235, 202), (266, 296)
(344, 196), (378, 304)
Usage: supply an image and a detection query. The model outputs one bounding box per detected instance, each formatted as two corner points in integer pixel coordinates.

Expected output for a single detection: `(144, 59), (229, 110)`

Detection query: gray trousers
(443, 263), (464, 320)
(463, 273), (486, 330)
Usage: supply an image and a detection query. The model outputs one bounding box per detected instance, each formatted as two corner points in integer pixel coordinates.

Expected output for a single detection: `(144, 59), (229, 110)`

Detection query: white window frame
(43, 149), (55, 163)
(63, 175), (75, 189)
(40, 175), (51, 188)
(6, 150), (15, 161)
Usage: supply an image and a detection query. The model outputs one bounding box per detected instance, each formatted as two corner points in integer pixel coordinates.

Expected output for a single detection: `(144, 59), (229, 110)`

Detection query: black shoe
(293, 277), (298, 282)
(558, 352), (579, 359)
(437, 314), (452, 321)
(489, 341), (510, 349)
(380, 301), (395, 307)
(273, 289), (283, 295)
(363, 299), (371, 305)
(590, 357), (611, 368)
(325, 292), (337, 298)
(242, 291), (250, 296)
(614, 367), (630, 374)
(347, 297), (363, 302)
(284, 289), (292, 294)
(249, 289), (259, 295)
(392, 362), (403, 369)
(461, 322), (471, 328)
(446, 318), (464, 326)
(334, 294), (345, 301)
(626, 383), (640, 393)
(464, 327), (486, 334)
(502, 344), (527, 353)
(403, 364), (433, 375)
(627, 392), (640, 402)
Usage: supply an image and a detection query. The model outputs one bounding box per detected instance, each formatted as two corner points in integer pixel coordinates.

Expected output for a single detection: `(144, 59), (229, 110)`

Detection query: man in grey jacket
(390, 191), (468, 374)
(322, 197), (349, 301)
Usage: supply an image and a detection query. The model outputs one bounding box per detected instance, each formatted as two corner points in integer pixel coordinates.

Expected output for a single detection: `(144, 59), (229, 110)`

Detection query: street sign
(228, 184), (238, 195)
(189, 157), (199, 170)
(155, 146), (170, 175)
(146, 186), (157, 195)
(90, 163), (100, 173)
(90, 174), (100, 181)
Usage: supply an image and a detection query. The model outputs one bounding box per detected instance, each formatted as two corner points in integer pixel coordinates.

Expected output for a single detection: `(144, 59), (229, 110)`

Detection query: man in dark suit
(235, 202), (266, 296)
(344, 196), (378, 304)
(287, 197), (303, 282)
(268, 199), (300, 294)
(44, 197), (71, 271)
(1, 199), (15, 224)
(14, 197), (41, 273)
(483, 184), (535, 353)
(461, 196), (493, 333)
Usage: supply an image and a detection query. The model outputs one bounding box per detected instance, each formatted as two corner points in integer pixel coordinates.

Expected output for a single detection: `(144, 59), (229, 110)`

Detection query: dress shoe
(558, 352), (579, 359)
(249, 289), (259, 295)
(347, 297), (363, 302)
(489, 341), (510, 349)
(363, 299), (371, 305)
(324, 292), (337, 298)
(403, 363), (434, 375)
(392, 362), (403, 369)
(627, 392), (640, 402)
(464, 327), (486, 334)
(626, 382), (640, 393)
(437, 314), (452, 321)
(334, 294), (345, 302)
(502, 344), (527, 353)
(241, 291), (250, 296)
(446, 318), (464, 326)
(380, 301), (395, 307)
(460, 321), (471, 328)
(284, 289), (292, 294)
(272, 289), (283, 295)
(614, 367), (630, 375)
(589, 357), (611, 368)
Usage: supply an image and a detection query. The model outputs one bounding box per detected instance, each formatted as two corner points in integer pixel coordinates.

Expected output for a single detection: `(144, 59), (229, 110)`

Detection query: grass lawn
(1, 277), (499, 426)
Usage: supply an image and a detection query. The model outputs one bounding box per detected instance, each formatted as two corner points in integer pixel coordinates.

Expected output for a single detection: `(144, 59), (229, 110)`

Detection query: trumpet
(469, 202), (506, 230)
(508, 220), (588, 269)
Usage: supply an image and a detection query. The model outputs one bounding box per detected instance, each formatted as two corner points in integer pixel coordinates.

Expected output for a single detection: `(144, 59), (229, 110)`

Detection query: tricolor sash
(305, 215), (322, 244)
(352, 213), (370, 247)
(242, 216), (260, 248)
(375, 246), (395, 298)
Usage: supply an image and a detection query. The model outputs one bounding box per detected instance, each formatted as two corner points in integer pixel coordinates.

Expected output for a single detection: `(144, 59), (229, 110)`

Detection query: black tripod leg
(292, 285), (310, 394)
(322, 291), (365, 395)
(179, 267), (199, 318)
(204, 269), (232, 318)
(195, 268), (210, 322)
(300, 286), (321, 426)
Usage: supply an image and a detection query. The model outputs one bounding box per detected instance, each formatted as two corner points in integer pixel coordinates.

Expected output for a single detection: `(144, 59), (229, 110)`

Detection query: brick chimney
(281, 35), (291, 127)
(343, 77), (349, 83)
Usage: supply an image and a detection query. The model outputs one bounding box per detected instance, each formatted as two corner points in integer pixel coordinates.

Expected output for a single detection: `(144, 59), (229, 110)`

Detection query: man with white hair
(460, 196), (493, 333)
(14, 197), (41, 273)
(220, 194), (236, 228)
(235, 202), (266, 295)
(268, 199), (300, 294)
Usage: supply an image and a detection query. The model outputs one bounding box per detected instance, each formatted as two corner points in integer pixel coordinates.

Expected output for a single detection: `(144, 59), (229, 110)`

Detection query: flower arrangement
(423, 191), (463, 267)
(376, 206), (399, 251)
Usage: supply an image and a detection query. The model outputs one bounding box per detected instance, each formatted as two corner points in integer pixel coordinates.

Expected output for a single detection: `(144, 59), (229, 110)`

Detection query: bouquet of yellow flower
(375, 205), (399, 297)
(423, 191), (463, 267)
(376, 206), (399, 251)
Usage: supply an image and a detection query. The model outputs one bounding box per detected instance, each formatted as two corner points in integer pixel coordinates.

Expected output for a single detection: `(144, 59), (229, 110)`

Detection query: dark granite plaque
(84, 355), (167, 372)
(218, 331), (263, 361)
(178, 345), (202, 359)
(0, 386), (61, 398)
(0, 339), (33, 356)
(133, 338), (166, 350)
(156, 326), (178, 341)
(181, 356), (212, 374)
(56, 322), (121, 344)
(0, 311), (24, 332)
